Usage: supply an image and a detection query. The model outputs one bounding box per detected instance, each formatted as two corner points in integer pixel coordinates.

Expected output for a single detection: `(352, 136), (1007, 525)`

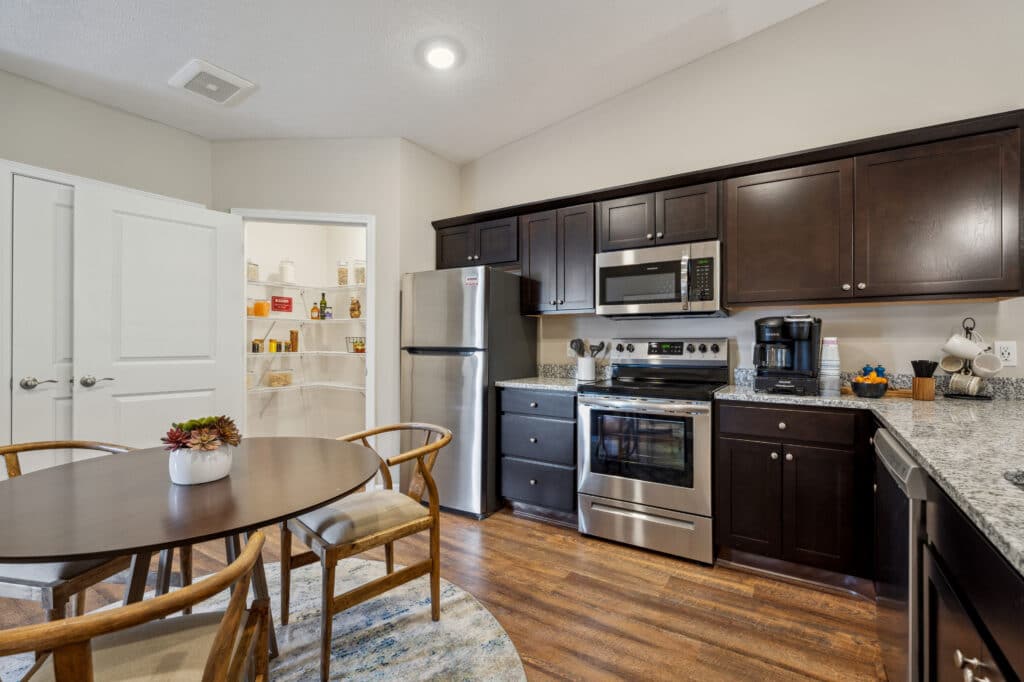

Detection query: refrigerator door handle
(405, 348), (478, 356)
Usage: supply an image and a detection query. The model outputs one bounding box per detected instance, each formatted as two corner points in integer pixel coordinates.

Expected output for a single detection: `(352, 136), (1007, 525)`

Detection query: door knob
(529, 437), (538, 443)
(529, 402), (538, 408)
(857, 282), (867, 290)
(778, 421), (787, 430)
(785, 453), (794, 461)
(79, 376), (115, 388)
(656, 232), (664, 238)
(19, 377), (58, 390)
(770, 452), (779, 460)
(842, 283), (852, 291)
(466, 256), (473, 262)
(529, 479), (537, 486)
(646, 233), (654, 240)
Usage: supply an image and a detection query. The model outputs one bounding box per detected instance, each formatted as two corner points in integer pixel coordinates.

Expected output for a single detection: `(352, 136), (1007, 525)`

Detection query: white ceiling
(0, 0), (825, 162)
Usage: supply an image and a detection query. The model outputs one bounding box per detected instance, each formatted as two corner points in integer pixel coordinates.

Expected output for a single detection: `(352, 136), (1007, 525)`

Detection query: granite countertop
(717, 386), (1024, 577)
(495, 377), (581, 393)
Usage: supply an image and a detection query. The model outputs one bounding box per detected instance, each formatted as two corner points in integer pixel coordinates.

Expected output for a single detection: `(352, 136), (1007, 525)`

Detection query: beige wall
(0, 70), (211, 205)
(460, 0), (1024, 377)
(399, 139), (461, 276)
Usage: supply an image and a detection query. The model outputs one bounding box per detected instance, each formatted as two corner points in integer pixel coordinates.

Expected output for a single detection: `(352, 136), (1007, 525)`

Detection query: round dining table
(0, 436), (382, 656)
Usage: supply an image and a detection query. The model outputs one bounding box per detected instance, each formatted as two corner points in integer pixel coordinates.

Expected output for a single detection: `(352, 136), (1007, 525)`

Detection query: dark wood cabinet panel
(557, 203), (595, 311)
(718, 404), (856, 448)
(854, 130), (1021, 297)
(436, 226), (475, 269)
(597, 193), (656, 251)
(519, 210), (558, 313)
(501, 389), (576, 419)
(501, 458), (576, 513)
(715, 437), (782, 558)
(476, 217), (519, 265)
(780, 443), (855, 572)
(500, 414), (575, 466)
(655, 182), (719, 244)
(725, 160), (855, 304)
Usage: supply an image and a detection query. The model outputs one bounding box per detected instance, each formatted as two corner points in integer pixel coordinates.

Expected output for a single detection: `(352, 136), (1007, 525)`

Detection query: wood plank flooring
(0, 509), (883, 680)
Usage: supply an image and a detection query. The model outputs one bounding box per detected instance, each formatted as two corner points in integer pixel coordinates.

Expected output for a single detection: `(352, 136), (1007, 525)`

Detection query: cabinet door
(597, 193), (656, 251)
(476, 217), (519, 265)
(519, 210), (558, 313)
(725, 160), (854, 303)
(715, 437), (782, 558)
(781, 443), (855, 572)
(655, 182), (718, 244)
(854, 130), (1021, 297)
(557, 203), (595, 311)
(436, 226), (475, 269)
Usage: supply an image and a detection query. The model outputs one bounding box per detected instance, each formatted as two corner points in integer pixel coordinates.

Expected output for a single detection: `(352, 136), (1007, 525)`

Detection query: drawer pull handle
(529, 402), (538, 408)
(778, 421), (787, 430)
(646, 233), (654, 240)
(529, 479), (537, 486)
(529, 437), (538, 443)
(785, 453), (794, 462)
(770, 452), (779, 460)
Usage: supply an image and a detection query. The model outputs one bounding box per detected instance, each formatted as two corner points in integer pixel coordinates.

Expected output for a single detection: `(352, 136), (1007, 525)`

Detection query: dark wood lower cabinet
(781, 443), (855, 572)
(715, 437), (781, 558)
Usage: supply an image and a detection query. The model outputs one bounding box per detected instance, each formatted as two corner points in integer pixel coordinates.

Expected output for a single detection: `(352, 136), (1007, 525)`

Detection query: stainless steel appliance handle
(679, 253), (689, 304)
(578, 396), (710, 416)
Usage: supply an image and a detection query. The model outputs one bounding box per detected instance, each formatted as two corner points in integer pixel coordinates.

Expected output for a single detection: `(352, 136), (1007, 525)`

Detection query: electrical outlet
(995, 340), (1018, 367)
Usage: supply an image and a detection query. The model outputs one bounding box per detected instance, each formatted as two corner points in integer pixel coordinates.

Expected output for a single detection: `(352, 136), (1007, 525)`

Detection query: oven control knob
(710, 343), (720, 354)
(625, 344), (635, 353)
(698, 343), (708, 354)
(686, 343), (696, 353)
(615, 343), (624, 352)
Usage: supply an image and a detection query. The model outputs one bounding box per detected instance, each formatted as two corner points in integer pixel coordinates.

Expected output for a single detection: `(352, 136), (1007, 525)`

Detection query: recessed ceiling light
(421, 40), (461, 70)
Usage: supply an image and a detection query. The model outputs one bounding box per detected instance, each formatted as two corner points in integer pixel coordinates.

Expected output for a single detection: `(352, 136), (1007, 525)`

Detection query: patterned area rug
(0, 559), (526, 681)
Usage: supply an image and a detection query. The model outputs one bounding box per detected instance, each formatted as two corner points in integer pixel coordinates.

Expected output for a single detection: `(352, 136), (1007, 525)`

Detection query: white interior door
(10, 175), (75, 472)
(73, 184), (243, 448)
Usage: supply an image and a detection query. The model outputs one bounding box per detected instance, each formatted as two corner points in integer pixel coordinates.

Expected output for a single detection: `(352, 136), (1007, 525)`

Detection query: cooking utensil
(570, 338), (586, 358)
(910, 360), (938, 378)
(590, 342), (605, 358)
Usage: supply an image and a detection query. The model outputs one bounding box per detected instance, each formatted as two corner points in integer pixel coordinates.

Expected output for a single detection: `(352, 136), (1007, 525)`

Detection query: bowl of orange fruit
(851, 368), (888, 398)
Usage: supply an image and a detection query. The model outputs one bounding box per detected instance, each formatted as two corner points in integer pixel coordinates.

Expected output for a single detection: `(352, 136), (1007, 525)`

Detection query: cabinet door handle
(474, 255), (481, 260)
(785, 453), (794, 461)
(529, 479), (537, 486)
(857, 282), (866, 290)
(778, 421), (787, 430)
(656, 232), (664, 238)
(549, 299), (557, 305)
(841, 283), (852, 291)
(770, 452), (779, 460)
(646, 233), (654, 240)
(557, 299), (564, 305)
(529, 402), (538, 408)
(529, 437), (538, 443)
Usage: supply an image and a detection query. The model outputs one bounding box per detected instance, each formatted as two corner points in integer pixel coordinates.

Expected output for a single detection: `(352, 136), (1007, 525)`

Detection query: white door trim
(231, 208), (377, 435)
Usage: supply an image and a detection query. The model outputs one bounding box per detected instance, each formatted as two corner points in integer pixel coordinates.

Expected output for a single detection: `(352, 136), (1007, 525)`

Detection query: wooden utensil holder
(912, 377), (935, 401)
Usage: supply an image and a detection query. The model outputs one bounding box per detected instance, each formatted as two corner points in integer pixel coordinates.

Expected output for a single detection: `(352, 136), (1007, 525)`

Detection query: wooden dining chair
(280, 422), (452, 681)
(0, 531), (269, 681)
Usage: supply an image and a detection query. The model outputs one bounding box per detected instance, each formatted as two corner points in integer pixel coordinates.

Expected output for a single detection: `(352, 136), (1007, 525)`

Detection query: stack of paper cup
(820, 337), (841, 396)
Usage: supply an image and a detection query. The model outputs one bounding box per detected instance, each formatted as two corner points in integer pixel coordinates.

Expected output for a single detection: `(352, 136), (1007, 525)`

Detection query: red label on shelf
(271, 296), (293, 312)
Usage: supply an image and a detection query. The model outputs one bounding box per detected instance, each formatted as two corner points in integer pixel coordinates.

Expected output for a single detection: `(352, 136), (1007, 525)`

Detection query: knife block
(912, 377), (935, 401)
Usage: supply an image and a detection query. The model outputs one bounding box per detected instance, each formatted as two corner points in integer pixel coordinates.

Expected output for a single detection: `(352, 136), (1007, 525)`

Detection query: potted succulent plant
(162, 416), (241, 485)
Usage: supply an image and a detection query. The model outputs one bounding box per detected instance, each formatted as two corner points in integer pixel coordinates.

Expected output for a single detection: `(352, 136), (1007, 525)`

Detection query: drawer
(718, 403), (856, 447)
(501, 388), (576, 419)
(501, 458), (576, 513)
(500, 414), (575, 465)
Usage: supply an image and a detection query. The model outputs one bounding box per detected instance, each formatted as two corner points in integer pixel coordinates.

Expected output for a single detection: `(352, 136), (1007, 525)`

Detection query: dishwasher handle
(875, 428), (928, 500)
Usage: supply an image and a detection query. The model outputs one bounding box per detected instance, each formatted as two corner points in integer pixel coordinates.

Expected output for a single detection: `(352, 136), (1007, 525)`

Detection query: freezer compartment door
(400, 349), (488, 515)
(401, 267), (487, 349)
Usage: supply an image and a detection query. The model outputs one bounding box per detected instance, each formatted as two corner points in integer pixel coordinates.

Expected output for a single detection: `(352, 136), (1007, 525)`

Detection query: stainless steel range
(577, 338), (729, 563)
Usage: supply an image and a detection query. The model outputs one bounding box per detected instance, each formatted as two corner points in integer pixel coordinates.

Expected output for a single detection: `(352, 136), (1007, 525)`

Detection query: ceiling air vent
(168, 59), (255, 106)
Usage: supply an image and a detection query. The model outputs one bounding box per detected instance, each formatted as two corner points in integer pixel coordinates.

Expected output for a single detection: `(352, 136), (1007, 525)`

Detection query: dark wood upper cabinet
(557, 203), (595, 311)
(854, 130), (1021, 297)
(715, 437), (782, 559)
(725, 160), (855, 304)
(519, 210), (558, 313)
(436, 225), (475, 269)
(781, 443), (856, 572)
(655, 182), (719, 244)
(597, 193), (656, 251)
(520, 203), (595, 314)
(436, 218), (518, 269)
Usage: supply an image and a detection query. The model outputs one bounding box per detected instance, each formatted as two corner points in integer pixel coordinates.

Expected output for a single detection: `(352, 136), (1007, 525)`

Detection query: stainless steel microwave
(595, 241), (724, 318)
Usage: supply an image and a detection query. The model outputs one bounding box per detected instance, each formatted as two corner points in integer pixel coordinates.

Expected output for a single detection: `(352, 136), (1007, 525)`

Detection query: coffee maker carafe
(754, 315), (822, 395)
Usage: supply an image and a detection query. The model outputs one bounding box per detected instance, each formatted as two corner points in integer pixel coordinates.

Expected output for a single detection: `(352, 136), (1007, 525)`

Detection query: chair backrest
(0, 441), (132, 478)
(0, 532), (268, 682)
(338, 423), (452, 505)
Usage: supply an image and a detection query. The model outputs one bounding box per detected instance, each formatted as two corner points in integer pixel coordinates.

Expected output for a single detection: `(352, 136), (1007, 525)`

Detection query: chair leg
(180, 545), (193, 615)
(320, 557), (336, 682)
(72, 590), (87, 617)
(429, 520), (441, 622)
(385, 541), (394, 575)
(44, 594), (69, 622)
(280, 522), (292, 626)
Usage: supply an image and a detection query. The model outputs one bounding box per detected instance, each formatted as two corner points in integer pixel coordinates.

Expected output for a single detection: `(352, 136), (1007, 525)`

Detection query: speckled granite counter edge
(495, 377), (580, 393)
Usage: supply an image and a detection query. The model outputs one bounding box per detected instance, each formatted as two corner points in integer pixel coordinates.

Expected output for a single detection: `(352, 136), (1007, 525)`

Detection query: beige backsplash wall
(538, 298), (1024, 378)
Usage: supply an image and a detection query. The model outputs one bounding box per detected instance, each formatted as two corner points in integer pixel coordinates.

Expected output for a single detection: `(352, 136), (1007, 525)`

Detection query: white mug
(971, 352), (1003, 379)
(939, 355), (966, 374)
(948, 372), (983, 396)
(941, 333), (985, 360)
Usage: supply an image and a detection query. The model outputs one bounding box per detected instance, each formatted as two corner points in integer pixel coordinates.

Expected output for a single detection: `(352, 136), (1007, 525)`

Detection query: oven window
(589, 411), (694, 488)
(599, 261), (681, 306)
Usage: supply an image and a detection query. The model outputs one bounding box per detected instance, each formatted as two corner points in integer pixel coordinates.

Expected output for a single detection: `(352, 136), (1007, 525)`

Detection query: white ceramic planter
(168, 447), (233, 485)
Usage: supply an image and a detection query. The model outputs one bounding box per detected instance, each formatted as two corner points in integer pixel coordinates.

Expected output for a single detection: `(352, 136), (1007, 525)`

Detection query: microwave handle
(679, 253), (689, 303)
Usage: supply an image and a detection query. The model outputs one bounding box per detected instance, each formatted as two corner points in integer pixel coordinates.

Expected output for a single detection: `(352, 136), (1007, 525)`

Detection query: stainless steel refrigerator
(400, 267), (537, 517)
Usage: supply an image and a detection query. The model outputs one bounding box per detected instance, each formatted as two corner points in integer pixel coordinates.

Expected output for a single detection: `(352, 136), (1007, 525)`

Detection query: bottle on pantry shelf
(349, 297), (362, 319)
(289, 329), (299, 352)
(319, 293), (328, 319)
(310, 302), (320, 320)
(323, 307), (333, 320)
(337, 260), (349, 286)
(268, 339), (277, 353)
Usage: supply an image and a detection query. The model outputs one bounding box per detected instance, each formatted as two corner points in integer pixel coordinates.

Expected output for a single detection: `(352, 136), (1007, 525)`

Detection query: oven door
(595, 244), (689, 316)
(578, 396), (711, 516)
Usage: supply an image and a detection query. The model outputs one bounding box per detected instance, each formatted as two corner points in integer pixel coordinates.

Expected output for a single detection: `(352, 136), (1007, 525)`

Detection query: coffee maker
(754, 315), (822, 395)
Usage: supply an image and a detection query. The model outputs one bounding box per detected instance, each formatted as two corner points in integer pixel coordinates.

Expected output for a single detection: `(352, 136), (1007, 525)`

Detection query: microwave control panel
(688, 257), (715, 302)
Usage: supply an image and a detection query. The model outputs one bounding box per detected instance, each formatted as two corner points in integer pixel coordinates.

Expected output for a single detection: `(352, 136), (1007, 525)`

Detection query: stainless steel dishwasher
(874, 428), (929, 682)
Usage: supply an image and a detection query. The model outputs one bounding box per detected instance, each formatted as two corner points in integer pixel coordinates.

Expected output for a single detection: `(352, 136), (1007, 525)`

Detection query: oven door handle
(578, 397), (710, 416)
